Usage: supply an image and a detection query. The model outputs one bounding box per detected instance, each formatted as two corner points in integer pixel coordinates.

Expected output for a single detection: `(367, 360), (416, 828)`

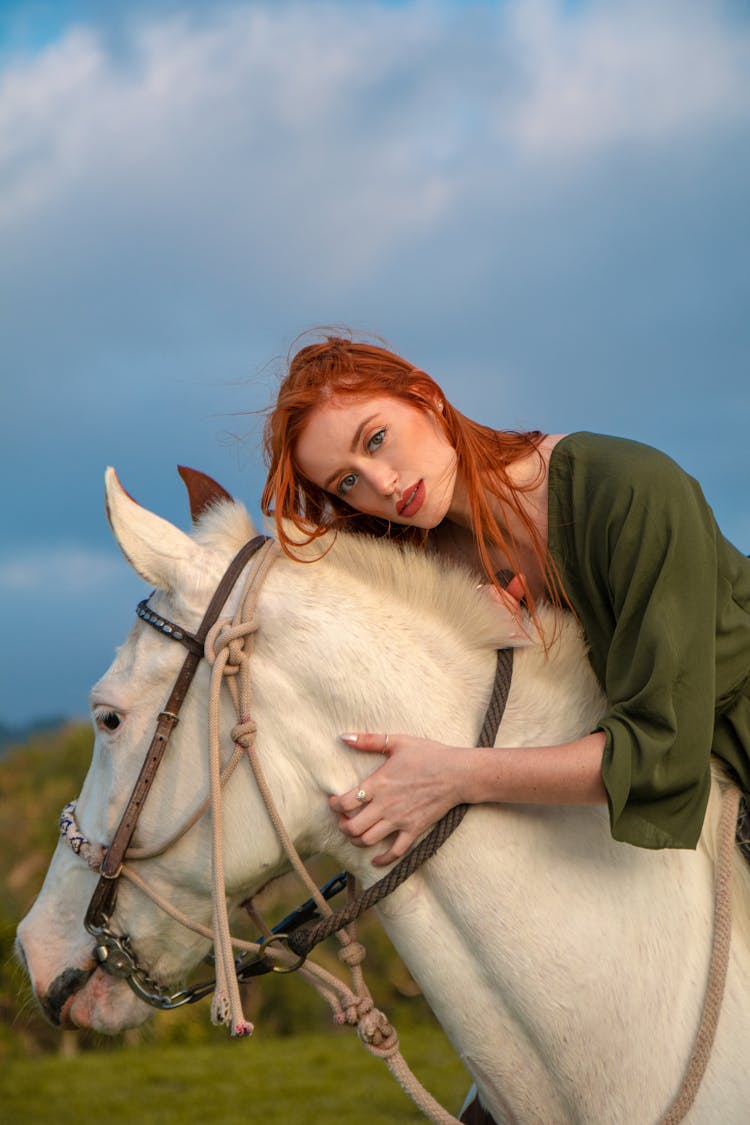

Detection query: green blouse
(547, 432), (750, 850)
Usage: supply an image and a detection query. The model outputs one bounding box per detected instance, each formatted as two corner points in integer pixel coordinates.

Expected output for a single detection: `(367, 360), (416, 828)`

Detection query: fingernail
(339, 733), (358, 744)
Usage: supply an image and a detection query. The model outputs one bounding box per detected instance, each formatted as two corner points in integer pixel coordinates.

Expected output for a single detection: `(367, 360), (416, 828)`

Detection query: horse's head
(17, 467), (523, 1035)
(17, 470), (282, 1032)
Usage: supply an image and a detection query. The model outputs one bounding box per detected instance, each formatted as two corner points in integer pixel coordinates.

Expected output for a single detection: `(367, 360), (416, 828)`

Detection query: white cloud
(0, 547), (125, 594)
(505, 0), (750, 157)
(2, 1), (748, 240)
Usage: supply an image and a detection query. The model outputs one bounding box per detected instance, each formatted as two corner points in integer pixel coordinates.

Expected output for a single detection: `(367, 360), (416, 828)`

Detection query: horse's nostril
(41, 967), (95, 1026)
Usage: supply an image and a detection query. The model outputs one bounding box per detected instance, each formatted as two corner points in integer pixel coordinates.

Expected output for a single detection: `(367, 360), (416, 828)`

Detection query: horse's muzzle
(40, 965), (96, 1027)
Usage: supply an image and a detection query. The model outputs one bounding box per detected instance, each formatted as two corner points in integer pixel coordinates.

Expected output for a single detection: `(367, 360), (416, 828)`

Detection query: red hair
(261, 335), (563, 617)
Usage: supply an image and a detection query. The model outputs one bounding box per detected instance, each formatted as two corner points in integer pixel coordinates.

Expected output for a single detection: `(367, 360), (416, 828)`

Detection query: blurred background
(1, 0), (748, 1114)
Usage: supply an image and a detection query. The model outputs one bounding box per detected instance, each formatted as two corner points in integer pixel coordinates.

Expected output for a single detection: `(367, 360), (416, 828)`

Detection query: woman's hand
(330, 732), (467, 867)
(330, 726), (608, 867)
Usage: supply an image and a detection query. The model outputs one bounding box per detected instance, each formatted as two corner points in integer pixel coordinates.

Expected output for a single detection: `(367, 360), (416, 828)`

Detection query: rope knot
(205, 617), (257, 673)
(232, 716), (257, 749)
(338, 941), (366, 967)
(341, 994), (371, 1026)
(357, 1006), (398, 1056)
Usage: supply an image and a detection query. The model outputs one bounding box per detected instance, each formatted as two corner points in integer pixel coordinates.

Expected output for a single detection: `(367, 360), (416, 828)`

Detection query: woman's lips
(397, 479), (425, 518)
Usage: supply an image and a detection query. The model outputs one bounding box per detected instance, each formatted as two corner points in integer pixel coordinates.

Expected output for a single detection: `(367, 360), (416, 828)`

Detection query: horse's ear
(177, 466), (233, 525)
(104, 467), (203, 591)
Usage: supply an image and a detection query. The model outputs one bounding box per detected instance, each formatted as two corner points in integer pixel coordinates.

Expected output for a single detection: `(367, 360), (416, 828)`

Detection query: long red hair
(261, 335), (562, 615)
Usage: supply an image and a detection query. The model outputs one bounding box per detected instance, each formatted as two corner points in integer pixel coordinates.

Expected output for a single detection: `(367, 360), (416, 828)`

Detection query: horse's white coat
(17, 474), (750, 1124)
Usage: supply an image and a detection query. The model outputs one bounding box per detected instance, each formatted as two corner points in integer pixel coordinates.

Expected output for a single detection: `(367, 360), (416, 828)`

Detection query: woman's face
(295, 394), (460, 528)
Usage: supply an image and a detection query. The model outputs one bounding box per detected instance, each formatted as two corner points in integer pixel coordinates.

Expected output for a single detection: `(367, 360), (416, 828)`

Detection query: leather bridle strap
(85, 534), (269, 932)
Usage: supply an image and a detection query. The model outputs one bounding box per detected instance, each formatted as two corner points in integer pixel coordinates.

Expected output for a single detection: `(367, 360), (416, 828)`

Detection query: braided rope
(287, 805), (469, 956)
(478, 648), (514, 747)
(658, 781), (740, 1125)
(204, 538), (280, 1036)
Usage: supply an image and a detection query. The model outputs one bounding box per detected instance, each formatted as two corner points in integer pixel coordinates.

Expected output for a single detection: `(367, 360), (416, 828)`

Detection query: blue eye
(339, 473), (358, 496)
(368, 428), (385, 451)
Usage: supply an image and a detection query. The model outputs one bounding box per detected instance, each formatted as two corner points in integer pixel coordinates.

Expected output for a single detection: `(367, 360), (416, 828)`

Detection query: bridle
(63, 533), (513, 1027)
(80, 533), (273, 1008)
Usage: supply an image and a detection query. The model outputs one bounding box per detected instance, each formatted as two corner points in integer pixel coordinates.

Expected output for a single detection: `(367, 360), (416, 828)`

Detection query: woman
(262, 334), (750, 867)
(262, 334), (750, 1124)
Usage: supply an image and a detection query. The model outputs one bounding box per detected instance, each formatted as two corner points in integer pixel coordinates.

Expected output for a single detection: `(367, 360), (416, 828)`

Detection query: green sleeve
(548, 434), (725, 849)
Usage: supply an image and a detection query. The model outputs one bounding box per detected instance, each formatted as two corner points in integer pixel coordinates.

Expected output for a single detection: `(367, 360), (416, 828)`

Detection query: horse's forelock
(191, 499), (258, 552)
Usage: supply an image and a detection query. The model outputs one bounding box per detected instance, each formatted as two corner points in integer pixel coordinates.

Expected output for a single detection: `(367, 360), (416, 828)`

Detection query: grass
(0, 1024), (470, 1124)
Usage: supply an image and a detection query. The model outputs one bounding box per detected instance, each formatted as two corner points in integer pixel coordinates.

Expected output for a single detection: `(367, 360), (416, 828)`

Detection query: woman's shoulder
(549, 432), (694, 492)
(546, 431), (721, 557)
(552, 430), (677, 463)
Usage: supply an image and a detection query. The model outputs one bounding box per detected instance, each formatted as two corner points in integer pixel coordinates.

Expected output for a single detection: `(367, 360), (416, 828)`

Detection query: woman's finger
(347, 822), (392, 849)
(338, 804), (382, 838)
(339, 731), (393, 753)
(329, 780), (382, 815)
(372, 830), (414, 867)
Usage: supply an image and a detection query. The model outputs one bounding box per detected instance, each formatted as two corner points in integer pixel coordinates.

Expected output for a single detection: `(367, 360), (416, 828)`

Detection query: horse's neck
(251, 561), (500, 844)
(355, 801), (721, 1124)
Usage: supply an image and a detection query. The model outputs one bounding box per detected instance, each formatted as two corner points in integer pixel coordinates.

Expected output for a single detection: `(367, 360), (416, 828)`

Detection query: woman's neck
(436, 433), (567, 596)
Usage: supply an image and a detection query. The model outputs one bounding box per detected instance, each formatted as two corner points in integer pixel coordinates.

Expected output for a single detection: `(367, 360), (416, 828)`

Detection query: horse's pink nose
(41, 965), (95, 1027)
(15, 930), (94, 1027)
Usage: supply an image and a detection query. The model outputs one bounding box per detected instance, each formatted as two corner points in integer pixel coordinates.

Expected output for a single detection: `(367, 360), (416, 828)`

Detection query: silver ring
(384, 733), (390, 751)
(356, 789), (368, 802)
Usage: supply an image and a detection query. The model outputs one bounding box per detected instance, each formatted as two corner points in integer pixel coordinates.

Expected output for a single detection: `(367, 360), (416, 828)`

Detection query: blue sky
(1, 0), (749, 725)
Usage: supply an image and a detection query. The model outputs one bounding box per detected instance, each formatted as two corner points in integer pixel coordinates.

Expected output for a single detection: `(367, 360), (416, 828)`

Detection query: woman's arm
(331, 731), (607, 866)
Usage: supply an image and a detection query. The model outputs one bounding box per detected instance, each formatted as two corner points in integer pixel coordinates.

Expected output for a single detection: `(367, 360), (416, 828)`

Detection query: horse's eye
(95, 710), (122, 734)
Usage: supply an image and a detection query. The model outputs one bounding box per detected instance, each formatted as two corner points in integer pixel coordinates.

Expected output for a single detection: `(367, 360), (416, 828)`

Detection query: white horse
(17, 470), (750, 1124)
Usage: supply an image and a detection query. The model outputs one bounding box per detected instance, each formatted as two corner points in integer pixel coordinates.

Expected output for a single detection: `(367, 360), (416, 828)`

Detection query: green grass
(0, 1025), (470, 1124)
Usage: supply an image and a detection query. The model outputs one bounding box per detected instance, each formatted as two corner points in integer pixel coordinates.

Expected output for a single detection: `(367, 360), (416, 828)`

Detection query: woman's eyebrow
(323, 413), (378, 489)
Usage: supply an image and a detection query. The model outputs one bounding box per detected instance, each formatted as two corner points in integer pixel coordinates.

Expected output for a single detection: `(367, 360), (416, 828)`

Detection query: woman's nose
(370, 465), (397, 496)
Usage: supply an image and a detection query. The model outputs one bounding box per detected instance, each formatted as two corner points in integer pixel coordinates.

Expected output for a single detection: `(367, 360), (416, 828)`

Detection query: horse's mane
(192, 498), (259, 553)
(193, 498), (526, 653)
(288, 525), (521, 652)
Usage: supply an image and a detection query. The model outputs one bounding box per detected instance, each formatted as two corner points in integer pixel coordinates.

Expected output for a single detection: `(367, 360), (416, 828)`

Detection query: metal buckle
(255, 933), (307, 974)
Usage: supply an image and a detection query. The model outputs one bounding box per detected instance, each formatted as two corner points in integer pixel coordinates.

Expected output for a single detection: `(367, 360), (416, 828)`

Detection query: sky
(1, 0), (749, 726)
